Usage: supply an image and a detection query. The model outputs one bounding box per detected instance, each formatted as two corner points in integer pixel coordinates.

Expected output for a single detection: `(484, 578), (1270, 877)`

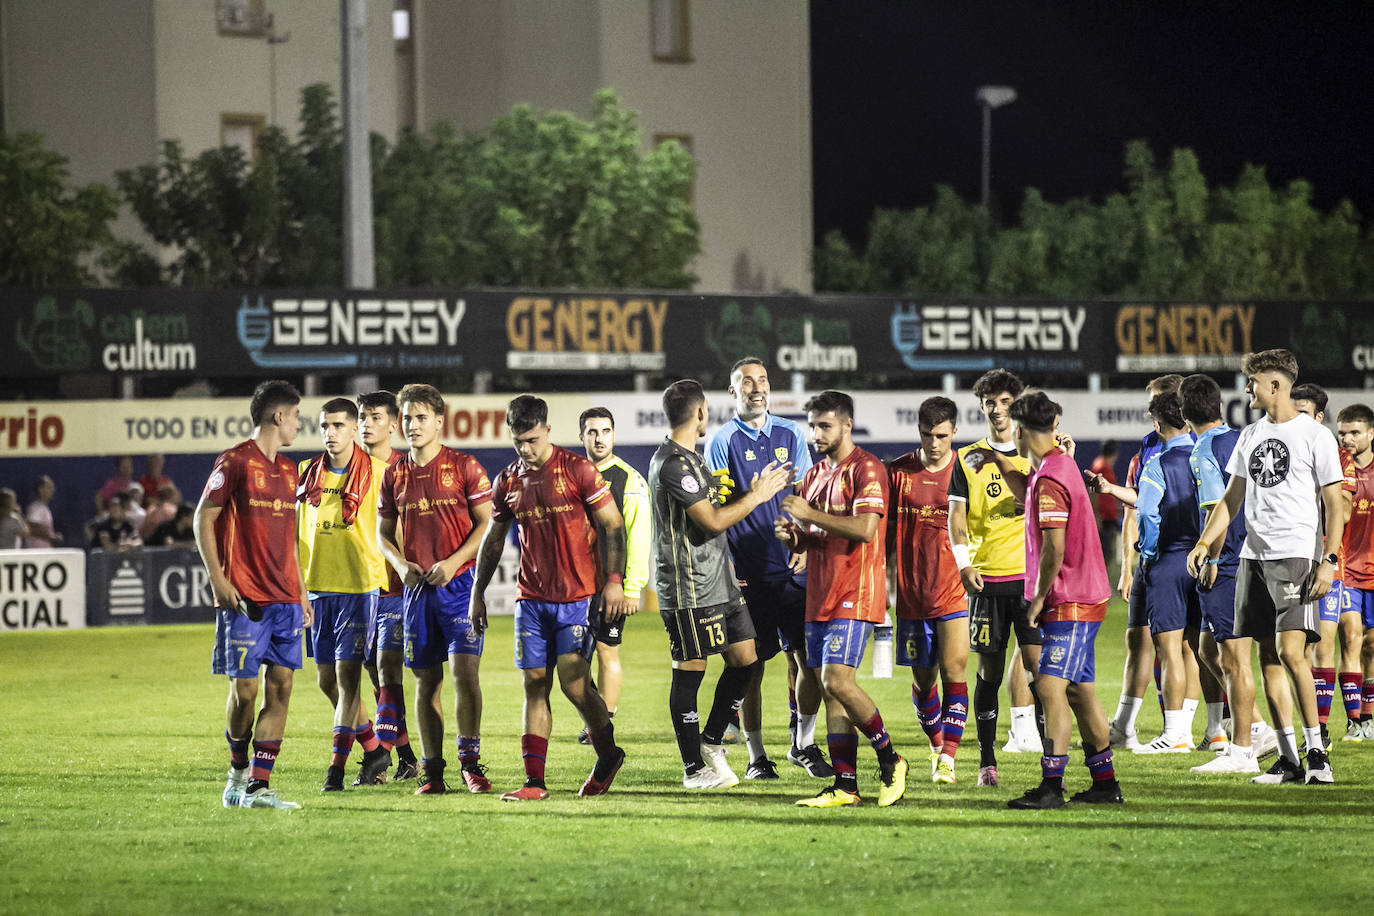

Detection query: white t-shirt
(1227, 412), (1343, 560)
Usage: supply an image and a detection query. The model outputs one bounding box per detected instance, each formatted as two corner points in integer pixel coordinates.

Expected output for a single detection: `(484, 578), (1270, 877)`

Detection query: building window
(651, 0), (691, 62)
(654, 133), (694, 205)
(221, 113), (266, 161)
(217, 0), (270, 38)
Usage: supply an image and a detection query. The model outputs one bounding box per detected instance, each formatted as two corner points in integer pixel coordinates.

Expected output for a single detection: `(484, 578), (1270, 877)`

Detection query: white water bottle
(872, 612), (894, 679)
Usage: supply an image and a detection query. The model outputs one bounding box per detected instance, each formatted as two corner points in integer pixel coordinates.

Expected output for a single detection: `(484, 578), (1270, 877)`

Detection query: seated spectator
(140, 483), (182, 540)
(122, 487), (147, 534)
(92, 495), (138, 551)
(0, 488), (28, 549)
(147, 503), (196, 547)
(24, 475), (63, 548)
(97, 456), (134, 510)
(138, 454), (173, 509)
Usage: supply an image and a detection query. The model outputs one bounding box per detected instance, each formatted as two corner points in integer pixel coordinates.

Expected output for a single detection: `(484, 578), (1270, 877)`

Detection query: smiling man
(1188, 350), (1345, 785)
(377, 383), (493, 795)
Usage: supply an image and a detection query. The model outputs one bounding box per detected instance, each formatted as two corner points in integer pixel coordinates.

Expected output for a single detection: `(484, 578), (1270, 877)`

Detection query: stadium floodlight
(976, 85), (1017, 208)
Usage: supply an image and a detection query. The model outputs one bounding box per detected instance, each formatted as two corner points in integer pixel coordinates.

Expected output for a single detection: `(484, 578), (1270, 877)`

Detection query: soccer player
(1091, 440), (1120, 578)
(651, 380), (792, 788)
(377, 384), (493, 795)
(1088, 374), (1183, 750)
(469, 395), (627, 800)
(195, 380), (312, 810)
(1334, 404), (1374, 741)
(1187, 349), (1343, 785)
(706, 357), (831, 780)
(948, 369), (1042, 787)
(888, 396), (969, 785)
(1184, 374), (1277, 772)
(1132, 391), (1203, 754)
(578, 407), (651, 738)
(296, 398), (392, 791)
(777, 390), (908, 808)
(1005, 391), (1122, 809)
(1293, 385), (1362, 748)
(358, 389), (420, 779)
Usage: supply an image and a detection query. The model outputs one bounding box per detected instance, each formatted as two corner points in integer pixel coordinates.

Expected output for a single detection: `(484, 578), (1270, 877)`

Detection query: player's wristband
(606, 573), (624, 586)
(951, 543), (972, 571)
(1204, 559), (1219, 566)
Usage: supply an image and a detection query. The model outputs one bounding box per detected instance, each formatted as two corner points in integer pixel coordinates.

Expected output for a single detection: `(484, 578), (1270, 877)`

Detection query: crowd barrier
(0, 545), (521, 633)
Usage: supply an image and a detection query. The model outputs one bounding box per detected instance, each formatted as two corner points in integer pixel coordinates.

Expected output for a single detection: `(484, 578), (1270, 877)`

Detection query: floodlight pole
(976, 85), (1017, 209)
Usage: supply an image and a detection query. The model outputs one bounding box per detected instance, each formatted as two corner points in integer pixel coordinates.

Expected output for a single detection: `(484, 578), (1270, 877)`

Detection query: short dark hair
(1008, 390), (1059, 433)
(173, 503), (194, 522)
(1242, 349), (1299, 383)
(250, 380), (301, 426)
(1180, 374), (1223, 426)
(320, 397), (358, 420)
(663, 380), (706, 428)
(972, 369), (1024, 402)
(1336, 403), (1374, 426)
(730, 357), (766, 377)
(917, 396), (958, 430)
(1148, 392), (1186, 431)
(1101, 439), (1118, 459)
(1147, 374), (1184, 396)
(505, 395), (548, 434)
(398, 383), (445, 417)
(579, 407), (615, 435)
(357, 390), (399, 418)
(1291, 383), (1328, 414)
(804, 389), (854, 421)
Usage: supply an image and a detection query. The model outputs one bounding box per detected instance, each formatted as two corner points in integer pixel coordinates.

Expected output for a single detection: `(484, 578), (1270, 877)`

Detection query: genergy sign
(1114, 304), (1255, 372)
(505, 296), (668, 371)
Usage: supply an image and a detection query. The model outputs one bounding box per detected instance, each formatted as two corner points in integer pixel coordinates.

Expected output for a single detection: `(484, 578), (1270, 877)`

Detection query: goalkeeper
(706, 358), (830, 780)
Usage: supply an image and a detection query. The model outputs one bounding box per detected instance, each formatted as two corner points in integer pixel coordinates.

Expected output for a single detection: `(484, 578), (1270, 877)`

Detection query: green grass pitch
(3, 602), (1371, 914)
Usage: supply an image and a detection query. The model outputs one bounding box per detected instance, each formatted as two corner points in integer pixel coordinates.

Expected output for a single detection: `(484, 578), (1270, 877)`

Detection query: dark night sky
(810, 2), (1374, 244)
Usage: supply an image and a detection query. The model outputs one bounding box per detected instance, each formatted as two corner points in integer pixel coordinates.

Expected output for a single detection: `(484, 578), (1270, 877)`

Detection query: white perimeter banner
(2, 389), (1369, 457)
(0, 548), (86, 631)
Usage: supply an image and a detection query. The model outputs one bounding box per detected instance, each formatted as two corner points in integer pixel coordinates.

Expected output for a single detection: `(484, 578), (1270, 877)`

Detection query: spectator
(122, 487), (147, 534)
(97, 456), (134, 510)
(140, 483), (181, 540)
(0, 488), (28, 549)
(91, 494), (138, 551)
(147, 503), (195, 547)
(24, 476), (63, 548)
(1090, 439), (1121, 578)
(138, 454), (173, 509)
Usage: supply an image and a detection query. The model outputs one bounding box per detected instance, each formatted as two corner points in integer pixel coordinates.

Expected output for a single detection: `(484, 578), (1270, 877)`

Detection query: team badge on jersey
(1248, 439), (1290, 488)
(254, 469), (267, 489)
(775, 446), (789, 462)
(828, 634), (843, 653)
(441, 468), (455, 488)
(745, 449), (757, 461)
(1049, 646), (1066, 664)
(682, 475), (700, 494)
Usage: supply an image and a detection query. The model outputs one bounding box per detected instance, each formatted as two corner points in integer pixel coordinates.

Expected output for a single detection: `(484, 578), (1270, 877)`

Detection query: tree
(114, 85), (700, 290)
(816, 140), (1374, 299)
(0, 132), (117, 287)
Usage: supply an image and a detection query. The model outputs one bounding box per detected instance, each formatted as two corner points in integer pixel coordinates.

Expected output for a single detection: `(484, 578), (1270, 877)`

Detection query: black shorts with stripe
(968, 578), (1042, 654)
(660, 595), (755, 662)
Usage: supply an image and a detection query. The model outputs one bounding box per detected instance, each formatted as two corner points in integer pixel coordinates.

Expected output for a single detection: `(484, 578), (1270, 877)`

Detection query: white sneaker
(1252, 724), (1279, 759)
(1251, 756), (1303, 785)
(1108, 721), (1141, 751)
(1132, 732), (1190, 754)
(238, 785), (300, 809)
(683, 766), (734, 789)
(701, 741), (740, 788)
(222, 767), (248, 808)
(1191, 749), (1259, 774)
(1196, 732), (1229, 754)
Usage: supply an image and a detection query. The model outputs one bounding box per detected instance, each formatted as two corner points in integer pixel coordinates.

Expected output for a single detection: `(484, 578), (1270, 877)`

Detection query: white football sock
(1303, 726), (1322, 755)
(1180, 698), (1199, 728)
(797, 713), (818, 749)
(744, 729), (766, 762)
(1277, 726), (1300, 765)
(1114, 696), (1143, 732)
